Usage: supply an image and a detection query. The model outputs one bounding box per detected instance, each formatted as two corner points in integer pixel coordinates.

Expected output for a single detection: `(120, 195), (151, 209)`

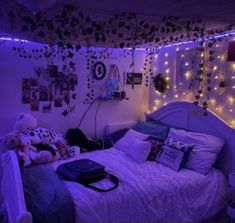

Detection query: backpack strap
(82, 173), (119, 192)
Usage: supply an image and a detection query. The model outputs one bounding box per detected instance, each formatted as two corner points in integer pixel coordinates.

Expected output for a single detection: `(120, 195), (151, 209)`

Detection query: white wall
(0, 40), (149, 139)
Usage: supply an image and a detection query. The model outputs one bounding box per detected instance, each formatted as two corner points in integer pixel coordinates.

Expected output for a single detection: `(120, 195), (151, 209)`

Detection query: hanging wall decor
(22, 65), (78, 116)
(153, 74), (169, 93)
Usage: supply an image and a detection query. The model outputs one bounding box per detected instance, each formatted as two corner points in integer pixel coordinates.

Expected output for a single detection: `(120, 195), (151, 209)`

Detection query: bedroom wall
(0, 40), (149, 141)
(149, 37), (235, 128)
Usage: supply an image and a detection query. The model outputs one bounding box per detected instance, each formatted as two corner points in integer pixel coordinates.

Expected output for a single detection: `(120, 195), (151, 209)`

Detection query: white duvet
(54, 148), (227, 223)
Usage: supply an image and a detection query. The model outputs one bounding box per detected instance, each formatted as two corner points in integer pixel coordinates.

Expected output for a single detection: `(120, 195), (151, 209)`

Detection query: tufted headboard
(146, 101), (235, 176)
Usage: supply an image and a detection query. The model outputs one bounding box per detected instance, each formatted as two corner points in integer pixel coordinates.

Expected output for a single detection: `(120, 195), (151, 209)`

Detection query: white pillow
(127, 138), (151, 163)
(167, 128), (224, 175)
(114, 129), (149, 153)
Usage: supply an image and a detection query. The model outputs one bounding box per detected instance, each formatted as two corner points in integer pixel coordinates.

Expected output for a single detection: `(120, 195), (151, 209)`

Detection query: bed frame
(1, 101), (235, 223)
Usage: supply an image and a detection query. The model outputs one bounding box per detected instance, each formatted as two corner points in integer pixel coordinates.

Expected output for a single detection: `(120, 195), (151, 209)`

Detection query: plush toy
(0, 131), (21, 150)
(28, 127), (64, 162)
(14, 113), (37, 134)
(1, 131), (40, 166)
(67, 146), (80, 158)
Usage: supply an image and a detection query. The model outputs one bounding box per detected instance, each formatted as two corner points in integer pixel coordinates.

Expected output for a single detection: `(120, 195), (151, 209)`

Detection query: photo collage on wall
(22, 65), (78, 116)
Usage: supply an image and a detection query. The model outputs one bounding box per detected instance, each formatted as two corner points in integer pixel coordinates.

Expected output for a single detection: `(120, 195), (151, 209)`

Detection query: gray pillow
(133, 120), (169, 140)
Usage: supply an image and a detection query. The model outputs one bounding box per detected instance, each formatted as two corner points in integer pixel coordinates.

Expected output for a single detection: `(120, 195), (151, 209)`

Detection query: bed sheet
(53, 148), (227, 223)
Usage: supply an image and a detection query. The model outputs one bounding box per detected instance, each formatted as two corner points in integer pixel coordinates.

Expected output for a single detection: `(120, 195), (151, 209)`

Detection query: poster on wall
(22, 65), (78, 115)
(175, 49), (199, 91)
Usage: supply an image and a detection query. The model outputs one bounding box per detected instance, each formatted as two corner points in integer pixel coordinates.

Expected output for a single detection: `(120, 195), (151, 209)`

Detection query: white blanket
(54, 148), (227, 223)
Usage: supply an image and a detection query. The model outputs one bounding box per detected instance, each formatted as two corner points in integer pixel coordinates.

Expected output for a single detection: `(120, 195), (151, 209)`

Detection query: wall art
(22, 65), (78, 116)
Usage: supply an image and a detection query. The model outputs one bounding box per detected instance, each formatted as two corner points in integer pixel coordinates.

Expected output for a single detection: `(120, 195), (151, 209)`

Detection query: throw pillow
(114, 129), (149, 153)
(167, 128), (224, 175)
(145, 137), (164, 161)
(133, 120), (169, 140)
(157, 139), (192, 171)
(127, 138), (151, 163)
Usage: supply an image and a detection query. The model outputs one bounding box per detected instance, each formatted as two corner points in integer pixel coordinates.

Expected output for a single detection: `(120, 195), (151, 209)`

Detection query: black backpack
(56, 159), (119, 192)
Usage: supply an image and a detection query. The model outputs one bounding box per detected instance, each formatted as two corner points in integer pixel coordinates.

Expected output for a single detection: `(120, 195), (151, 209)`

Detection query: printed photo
(30, 99), (39, 111)
(39, 85), (50, 101)
(43, 102), (51, 113)
(54, 96), (63, 107)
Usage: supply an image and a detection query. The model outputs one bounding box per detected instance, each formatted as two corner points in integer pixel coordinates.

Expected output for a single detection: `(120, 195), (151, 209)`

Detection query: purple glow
(1, 30), (235, 50)
(0, 37), (29, 43)
(158, 30), (235, 49)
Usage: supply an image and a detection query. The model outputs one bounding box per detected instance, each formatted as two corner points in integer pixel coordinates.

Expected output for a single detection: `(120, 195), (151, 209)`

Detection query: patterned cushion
(145, 137), (164, 161)
(157, 138), (193, 171)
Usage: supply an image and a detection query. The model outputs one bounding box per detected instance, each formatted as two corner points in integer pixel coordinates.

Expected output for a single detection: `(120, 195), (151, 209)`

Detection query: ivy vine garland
(3, 2), (235, 112)
(153, 74), (169, 93)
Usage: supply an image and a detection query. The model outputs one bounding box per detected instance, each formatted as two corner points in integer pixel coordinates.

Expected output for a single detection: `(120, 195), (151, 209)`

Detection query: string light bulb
(164, 53), (168, 57)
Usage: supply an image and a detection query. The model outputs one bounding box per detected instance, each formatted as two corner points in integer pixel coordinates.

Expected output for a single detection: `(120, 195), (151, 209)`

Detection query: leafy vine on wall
(5, 3), (235, 111)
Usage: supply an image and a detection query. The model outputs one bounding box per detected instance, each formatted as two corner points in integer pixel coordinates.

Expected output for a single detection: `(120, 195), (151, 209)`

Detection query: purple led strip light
(1, 30), (235, 49)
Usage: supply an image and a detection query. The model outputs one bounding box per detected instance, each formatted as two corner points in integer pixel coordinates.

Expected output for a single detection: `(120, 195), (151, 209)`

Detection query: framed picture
(126, 73), (143, 85)
(93, 62), (106, 80)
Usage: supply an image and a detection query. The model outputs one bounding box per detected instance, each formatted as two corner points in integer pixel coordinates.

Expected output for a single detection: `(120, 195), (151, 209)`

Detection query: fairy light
(200, 53), (204, 58)
(215, 44), (219, 48)
(210, 98), (216, 106)
(214, 76), (219, 79)
(217, 55), (221, 59)
(182, 92), (186, 96)
(230, 120), (235, 128)
(163, 102), (167, 106)
(213, 66), (218, 71)
(184, 71), (191, 79)
(232, 76), (235, 79)
(166, 68), (170, 74)
(220, 54), (225, 61)
(232, 85), (235, 89)
(186, 47), (189, 50)
(154, 54), (158, 59)
(215, 106), (223, 114)
(214, 87), (218, 90)
(232, 63), (235, 70)
(164, 61), (169, 65)
(176, 47), (180, 51)
(181, 54), (185, 58)
(165, 76), (170, 81)
(179, 82), (183, 86)
(228, 96), (235, 106)
(163, 95), (166, 98)
(174, 94), (179, 98)
(164, 53), (168, 57)
(185, 62), (189, 66)
(153, 106), (157, 111)
(229, 109), (233, 112)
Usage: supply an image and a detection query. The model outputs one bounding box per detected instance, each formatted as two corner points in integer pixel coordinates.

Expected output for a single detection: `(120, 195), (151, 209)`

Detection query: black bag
(56, 159), (119, 192)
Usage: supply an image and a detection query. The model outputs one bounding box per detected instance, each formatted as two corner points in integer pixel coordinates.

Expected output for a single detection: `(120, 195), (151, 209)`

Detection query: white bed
(1, 101), (234, 223)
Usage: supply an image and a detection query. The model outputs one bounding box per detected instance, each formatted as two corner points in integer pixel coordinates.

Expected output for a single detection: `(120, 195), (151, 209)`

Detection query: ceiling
(54, 0), (235, 26)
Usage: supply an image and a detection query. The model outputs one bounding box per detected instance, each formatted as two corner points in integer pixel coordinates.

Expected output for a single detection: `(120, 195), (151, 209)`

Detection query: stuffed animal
(67, 145), (80, 158)
(28, 127), (64, 161)
(0, 131), (21, 150)
(14, 113), (37, 134)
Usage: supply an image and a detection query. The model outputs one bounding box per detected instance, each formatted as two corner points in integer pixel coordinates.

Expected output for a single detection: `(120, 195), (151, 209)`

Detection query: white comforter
(54, 148), (227, 223)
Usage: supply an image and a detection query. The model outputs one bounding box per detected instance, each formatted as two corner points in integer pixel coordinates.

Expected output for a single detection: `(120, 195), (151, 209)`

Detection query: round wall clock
(93, 62), (106, 80)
